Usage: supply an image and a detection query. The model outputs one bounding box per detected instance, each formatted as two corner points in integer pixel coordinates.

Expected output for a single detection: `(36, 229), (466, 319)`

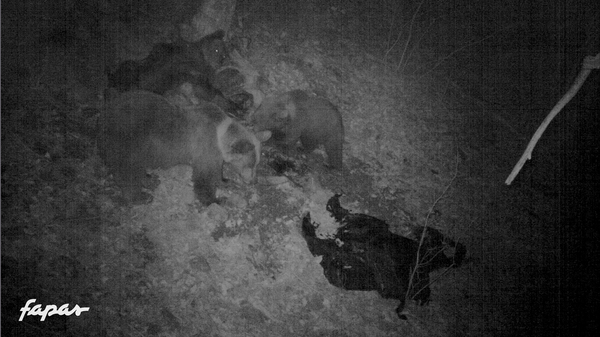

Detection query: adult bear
(99, 90), (271, 205)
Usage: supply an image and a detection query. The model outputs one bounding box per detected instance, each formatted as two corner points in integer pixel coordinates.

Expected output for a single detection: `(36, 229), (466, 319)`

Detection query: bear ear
(255, 130), (271, 143)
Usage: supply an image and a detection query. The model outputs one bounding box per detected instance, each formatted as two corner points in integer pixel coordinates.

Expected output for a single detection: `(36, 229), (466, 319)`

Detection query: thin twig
(405, 142), (459, 306)
(384, 1), (398, 53)
(416, 23), (522, 78)
(400, 16), (440, 74)
(396, 0), (425, 72)
(384, 16), (407, 65)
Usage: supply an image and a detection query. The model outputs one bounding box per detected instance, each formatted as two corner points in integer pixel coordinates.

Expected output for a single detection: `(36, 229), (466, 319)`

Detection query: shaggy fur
(251, 90), (344, 169)
(99, 90), (270, 205)
(108, 30), (227, 95)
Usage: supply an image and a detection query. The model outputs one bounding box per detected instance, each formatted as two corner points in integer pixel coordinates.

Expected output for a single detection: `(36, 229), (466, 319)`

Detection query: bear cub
(251, 90), (344, 169)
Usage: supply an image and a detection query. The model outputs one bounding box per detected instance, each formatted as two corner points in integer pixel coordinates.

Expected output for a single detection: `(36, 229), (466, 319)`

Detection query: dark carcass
(301, 194), (466, 319)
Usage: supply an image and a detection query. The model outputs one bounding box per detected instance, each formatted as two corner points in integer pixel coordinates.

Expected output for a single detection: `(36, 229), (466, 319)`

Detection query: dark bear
(99, 90), (271, 205)
(107, 30), (227, 96)
(251, 90), (344, 169)
(107, 31), (252, 117)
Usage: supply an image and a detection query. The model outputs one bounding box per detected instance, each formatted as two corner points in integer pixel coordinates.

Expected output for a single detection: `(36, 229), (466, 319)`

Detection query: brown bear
(251, 90), (344, 169)
(99, 90), (271, 205)
(108, 30), (227, 95)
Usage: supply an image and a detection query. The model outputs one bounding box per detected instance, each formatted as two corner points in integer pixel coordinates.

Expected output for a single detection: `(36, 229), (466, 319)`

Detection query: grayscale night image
(2, 0), (599, 335)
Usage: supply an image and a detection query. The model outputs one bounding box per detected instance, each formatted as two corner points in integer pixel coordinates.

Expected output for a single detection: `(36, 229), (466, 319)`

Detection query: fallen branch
(505, 53), (600, 185)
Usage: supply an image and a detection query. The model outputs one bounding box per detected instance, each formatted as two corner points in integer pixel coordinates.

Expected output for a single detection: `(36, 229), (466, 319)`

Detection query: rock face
(301, 194), (467, 319)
